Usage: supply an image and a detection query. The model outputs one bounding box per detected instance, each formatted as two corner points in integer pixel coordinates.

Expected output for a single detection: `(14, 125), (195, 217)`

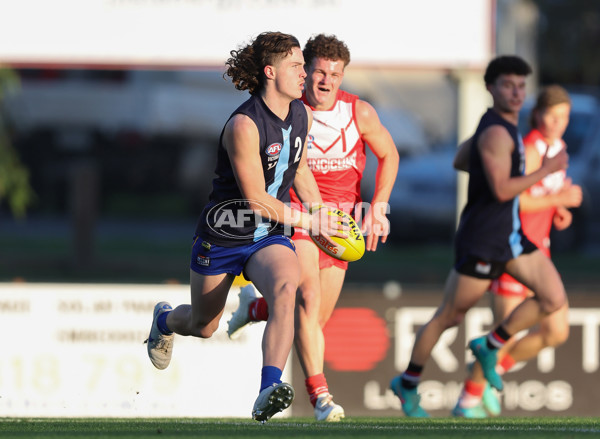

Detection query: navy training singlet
(455, 108), (534, 262)
(196, 95), (308, 247)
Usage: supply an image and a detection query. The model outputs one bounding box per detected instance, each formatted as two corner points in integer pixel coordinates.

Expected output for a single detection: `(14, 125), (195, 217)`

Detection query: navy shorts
(454, 255), (508, 280)
(454, 238), (538, 280)
(190, 234), (296, 278)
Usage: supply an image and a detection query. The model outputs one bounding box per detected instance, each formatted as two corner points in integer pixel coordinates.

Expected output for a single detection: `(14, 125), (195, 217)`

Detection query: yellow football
(310, 209), (365, 262)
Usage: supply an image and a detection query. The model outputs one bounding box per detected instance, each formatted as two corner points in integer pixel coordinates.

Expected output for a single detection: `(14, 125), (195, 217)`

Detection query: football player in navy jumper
(145, 31), (346, 422)
(389, 56), (569, 417)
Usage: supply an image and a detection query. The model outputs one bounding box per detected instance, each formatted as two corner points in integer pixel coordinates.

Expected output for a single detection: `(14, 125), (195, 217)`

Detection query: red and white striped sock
(458, 379), (486, 408)
(497, 353), (516, 375)
(306, 373), (329, 407)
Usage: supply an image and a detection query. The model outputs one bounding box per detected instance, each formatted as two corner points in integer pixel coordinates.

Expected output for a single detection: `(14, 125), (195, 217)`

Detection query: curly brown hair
(303, 34), (351, 70)
(225, 31), (301, 96)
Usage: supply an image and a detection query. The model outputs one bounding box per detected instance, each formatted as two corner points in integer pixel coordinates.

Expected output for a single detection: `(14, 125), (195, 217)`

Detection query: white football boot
(145, 301), (174, 370)
(252, 382), (295, 422)
(314, 393), (345, 422)
(227, 284), (260, 340)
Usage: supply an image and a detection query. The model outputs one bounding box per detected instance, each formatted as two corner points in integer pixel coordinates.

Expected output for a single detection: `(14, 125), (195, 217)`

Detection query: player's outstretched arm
(479, 125), (568, 202)
(355, 100), (399, 251)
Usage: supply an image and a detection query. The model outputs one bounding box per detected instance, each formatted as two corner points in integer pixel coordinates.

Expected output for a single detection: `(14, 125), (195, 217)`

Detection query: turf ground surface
(1, 417), (599, 438)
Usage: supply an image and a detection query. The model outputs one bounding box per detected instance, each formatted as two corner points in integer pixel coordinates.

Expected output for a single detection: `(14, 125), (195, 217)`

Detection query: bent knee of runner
(317, 312), (331, 329)
(542, 322), (570, 348)
(538, 290), (567, 315)
(449, 313), (467, 328)
(296, 284), (320, 314)
(433, 307), (466, 330)
(188, 316), (219, 338)
(270, 281), (297, 317)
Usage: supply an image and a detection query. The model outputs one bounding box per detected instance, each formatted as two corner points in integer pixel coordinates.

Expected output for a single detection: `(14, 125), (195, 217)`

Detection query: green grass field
(1, 417), (599, 439)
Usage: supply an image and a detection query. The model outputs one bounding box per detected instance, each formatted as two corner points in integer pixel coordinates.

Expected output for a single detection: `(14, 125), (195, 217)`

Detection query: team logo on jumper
(307, 134), (314, 149)
(265, 143), (282, 156)
(206, 199), (280, 240)
(196, 255), (210, 267)
(308, 151), (357, 173)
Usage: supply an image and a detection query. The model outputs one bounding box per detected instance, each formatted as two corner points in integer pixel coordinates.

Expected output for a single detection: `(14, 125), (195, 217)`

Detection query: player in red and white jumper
(227, 34), (399, 421)
(454, 85), (583, 417)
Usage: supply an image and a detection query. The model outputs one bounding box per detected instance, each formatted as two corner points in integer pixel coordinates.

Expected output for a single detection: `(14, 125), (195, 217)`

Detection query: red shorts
(489, 272), (528, 298)
(292, 228), (349, 270)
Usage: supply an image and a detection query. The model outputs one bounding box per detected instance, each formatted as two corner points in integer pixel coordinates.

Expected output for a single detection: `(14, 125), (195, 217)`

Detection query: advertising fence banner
(291, 286), (600, 417)
(2, 282), (597, 418)
(0, 283), (279, 418)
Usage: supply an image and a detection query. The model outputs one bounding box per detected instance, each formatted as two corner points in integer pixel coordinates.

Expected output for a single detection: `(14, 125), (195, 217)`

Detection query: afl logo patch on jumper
(265, 143), (282, 156)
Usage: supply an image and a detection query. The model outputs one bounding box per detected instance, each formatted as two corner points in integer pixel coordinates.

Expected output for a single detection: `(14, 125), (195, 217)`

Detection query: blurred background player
(144, 31), (346, 423)
(226, 33), (399, 421)
(453, 84), (582, 417)
(389, 55), (569, 417)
